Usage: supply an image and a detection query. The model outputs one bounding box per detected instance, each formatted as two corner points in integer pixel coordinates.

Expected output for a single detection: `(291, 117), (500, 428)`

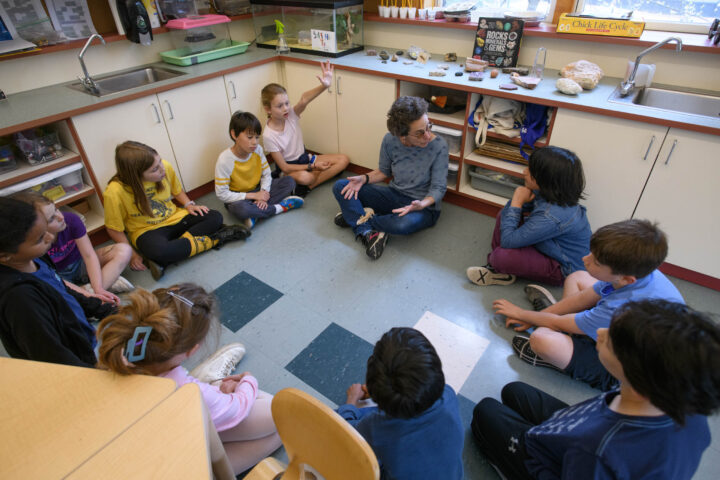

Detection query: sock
(275, 204), (283, 214)
(181, 232), (217, 257)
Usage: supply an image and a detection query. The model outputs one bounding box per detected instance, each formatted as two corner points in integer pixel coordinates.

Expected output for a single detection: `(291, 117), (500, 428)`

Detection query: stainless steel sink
(608, 84), (720, 119)
(67, 66), (187, 97)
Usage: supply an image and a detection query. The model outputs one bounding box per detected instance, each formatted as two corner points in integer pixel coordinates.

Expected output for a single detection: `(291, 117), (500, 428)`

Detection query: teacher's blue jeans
(333, 179), (440, 236)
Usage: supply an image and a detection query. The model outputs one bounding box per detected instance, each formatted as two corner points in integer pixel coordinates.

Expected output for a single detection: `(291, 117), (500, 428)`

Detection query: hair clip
(168, 290), (194, 308)
(125, 325), (153, 363)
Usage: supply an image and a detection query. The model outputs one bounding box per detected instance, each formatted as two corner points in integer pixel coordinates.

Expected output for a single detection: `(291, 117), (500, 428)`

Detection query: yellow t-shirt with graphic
(103, 160), (188, 245)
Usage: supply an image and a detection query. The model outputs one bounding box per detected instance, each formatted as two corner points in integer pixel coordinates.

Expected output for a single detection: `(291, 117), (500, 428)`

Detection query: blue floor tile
(214, 271), (283, 332)
(285, 323), (374, 406)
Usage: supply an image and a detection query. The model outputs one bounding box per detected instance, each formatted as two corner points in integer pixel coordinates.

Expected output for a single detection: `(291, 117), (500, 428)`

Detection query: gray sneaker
(524, 284), (557, 311)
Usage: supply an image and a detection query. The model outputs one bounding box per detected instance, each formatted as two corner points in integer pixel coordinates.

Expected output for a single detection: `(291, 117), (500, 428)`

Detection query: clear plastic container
(212, 0), (252, 15)
(166, 14), (232, 55)
(431, 125), (462, 155)
(468, 166), (524, 198)
(13, 129), (63, 165)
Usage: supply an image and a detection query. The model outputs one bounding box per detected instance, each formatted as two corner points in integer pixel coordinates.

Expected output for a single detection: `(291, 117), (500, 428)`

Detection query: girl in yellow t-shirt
(104, 141), (250, 280)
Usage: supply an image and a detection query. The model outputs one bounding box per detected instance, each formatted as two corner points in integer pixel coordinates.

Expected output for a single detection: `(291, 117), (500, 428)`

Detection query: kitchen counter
(2, 45), (719, 137)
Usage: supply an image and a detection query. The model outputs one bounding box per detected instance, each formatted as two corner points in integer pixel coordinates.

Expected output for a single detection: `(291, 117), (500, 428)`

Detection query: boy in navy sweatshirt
(471, 299), (720, 480)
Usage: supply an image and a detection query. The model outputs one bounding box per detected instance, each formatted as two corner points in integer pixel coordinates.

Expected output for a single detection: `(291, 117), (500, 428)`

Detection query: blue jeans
(333, 179), (440, 236)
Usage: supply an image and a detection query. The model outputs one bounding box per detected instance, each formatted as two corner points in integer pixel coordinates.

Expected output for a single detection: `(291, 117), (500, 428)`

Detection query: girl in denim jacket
(467, 147), (591, 293)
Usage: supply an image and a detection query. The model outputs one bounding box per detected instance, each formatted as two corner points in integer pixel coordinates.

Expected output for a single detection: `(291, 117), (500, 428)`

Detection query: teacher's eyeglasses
(410, 122), (433, 138)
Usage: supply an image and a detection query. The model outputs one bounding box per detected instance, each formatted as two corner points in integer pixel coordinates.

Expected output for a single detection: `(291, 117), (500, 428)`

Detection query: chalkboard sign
(473, 17), (524, 68)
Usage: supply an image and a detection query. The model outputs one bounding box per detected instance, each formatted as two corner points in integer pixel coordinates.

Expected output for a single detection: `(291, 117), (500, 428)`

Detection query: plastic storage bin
(0, 162), (84, 201)
(448, 161), (458, 185)
(13, 129), (63, 165)
(432, 125), (462, 155)
(250, 0), (364, 57)
(212, 0), (252, 15)
(468, 166), (524, 198)
(166, 14), (232, 55)
(0, 144), (17, 174)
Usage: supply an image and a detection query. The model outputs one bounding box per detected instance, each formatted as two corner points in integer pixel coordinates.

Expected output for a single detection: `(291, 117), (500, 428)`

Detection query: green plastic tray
(160, 40), (250, 66)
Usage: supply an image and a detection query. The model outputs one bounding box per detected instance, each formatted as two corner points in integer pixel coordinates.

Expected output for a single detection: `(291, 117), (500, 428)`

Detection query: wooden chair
(245, 388), (380, 480)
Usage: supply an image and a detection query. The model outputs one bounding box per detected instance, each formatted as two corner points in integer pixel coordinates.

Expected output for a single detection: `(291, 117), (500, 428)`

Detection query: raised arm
(293, 60), (333, 116)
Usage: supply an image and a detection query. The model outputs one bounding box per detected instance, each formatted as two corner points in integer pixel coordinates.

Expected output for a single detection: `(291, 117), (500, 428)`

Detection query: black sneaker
(334, 212), (350, 228)
(361, 230), (389, 260)
(511, 335), (561, 370)
(144, 258), (166, 281)
(292, 184), (311, 198)
(211, 224), (251, 249)
(524, 284), (557, 311)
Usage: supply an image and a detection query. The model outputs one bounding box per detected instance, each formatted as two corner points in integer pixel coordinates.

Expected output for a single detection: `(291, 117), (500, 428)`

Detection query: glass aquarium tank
(250, 0), (364, 57)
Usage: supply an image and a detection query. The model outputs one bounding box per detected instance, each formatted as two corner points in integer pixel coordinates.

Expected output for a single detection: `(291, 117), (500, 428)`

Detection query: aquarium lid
(249, 0), (363, 9)
(166, 14), (231, 30)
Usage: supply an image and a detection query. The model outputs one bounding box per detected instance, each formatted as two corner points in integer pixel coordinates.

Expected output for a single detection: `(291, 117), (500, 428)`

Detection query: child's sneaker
(279, 196), (304, 212)
(524, 284), (557, 311)
(190, 343), (247, 384)
(292, 184), (311, 198)
(110, 275), (134, 293)
(356, 207), (375, 226)
(143, 258), (166, 281)
(243, 217), (256, 230)
(334, 212), (350, 228)
(466, 266), (516, 286)
(361, 230), (389, 260)
(211, 224), (251, 249)
(511, 335), (561, 370)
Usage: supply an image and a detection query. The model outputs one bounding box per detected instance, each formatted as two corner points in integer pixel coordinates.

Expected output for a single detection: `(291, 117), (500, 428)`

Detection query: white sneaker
(109, 275), (134, 293)
(190, 343), (246, 384)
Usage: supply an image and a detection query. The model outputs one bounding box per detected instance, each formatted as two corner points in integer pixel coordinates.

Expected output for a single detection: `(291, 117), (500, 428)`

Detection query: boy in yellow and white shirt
(215, 111), (303, 228)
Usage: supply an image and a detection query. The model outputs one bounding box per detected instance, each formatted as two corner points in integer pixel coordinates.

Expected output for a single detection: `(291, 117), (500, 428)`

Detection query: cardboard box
(556, 13), (645, 38)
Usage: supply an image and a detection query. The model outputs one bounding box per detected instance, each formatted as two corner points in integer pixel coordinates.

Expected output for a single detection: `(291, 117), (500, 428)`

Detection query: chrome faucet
(619, 37), (682, 97)
(78, 34), (106, 95)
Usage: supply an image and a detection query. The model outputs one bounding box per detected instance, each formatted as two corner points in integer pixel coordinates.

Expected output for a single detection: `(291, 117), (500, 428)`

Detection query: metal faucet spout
(78, 34), (106, 95)
(619, 37), (682, 97)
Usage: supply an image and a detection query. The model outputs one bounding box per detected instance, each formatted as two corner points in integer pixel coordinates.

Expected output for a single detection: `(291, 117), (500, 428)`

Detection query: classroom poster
(473, 17), (524, 68)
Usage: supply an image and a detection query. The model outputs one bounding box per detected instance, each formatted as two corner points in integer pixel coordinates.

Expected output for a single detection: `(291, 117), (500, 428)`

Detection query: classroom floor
(13, 178), (720, 478)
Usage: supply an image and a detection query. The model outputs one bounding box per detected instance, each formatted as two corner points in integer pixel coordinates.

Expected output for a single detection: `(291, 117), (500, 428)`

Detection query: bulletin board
(472, 17), (524, 68)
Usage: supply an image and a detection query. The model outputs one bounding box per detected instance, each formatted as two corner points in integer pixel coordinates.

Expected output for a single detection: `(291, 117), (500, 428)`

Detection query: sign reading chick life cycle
(311, 29), (337, 53)
(473, 17), (524, 68)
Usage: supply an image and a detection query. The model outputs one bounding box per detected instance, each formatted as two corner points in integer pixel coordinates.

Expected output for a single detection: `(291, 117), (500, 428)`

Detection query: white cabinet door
(157, 77), (230, 191)
(225, 62), (280, 122)
(549, 109), (668, 231)
(282, 61), (339, 155)
(72, 96), (179, 192)
(336, 70), (396, 169)
(633, 129), (720, 277)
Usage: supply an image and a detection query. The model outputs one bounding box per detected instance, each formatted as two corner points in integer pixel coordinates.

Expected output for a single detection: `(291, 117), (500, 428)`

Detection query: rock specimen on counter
(469, 71), (484, 81)
(366, 49), (377, 56)
(445, 52), (457, 62)
(429, 70), (446, 77)
(490, 69), (499, 78)
(511, 73), (541, 89)
(379, 50), (389, 60)
(455, 71), (463, 76)
(438, 64), (449, 70)
(502, 66), (530, 75)
(403, 60), (414, 65)
(417, 51), (430, 64)
(465, 57), (488, 72)
(560, 60), (604, 90)
(556, 78), (583, 95)
(396, 50), (403, 56)
(391, 54), (398, 62)
(408, 51), (418, 60)
(499, 83), (518, 90)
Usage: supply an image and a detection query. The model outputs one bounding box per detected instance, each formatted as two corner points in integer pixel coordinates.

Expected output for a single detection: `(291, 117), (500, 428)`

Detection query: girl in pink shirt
(96, 283), (280, 475)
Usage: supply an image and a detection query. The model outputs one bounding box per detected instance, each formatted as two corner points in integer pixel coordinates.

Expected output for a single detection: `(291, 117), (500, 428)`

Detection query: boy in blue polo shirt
(493, 219), (683, 390)
(471, 300), (719, 480)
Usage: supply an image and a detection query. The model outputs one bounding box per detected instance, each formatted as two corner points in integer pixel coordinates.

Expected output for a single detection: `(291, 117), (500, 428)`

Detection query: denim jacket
(500, 195), (591, 276)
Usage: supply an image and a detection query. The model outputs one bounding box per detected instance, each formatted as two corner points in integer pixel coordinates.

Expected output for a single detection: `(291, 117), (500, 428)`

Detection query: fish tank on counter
(249, 0), (363, 57)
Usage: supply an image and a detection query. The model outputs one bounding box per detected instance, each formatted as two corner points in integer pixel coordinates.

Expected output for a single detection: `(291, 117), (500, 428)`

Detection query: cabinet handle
(164, 100), (175, 120)
(151, 103), (161, 124)
(642, 135), (655, 161)
(228, 80), (237, 99)
(664, 140), (677, 165)
(336, 76), (342, 95)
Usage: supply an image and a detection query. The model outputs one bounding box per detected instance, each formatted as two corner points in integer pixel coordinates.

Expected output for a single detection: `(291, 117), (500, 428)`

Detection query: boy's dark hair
(0, 197), (38, 254)
(228, 111), (262, 141)
(386, 96), (429, 137)
(528, 146), (585, 206)
(365, 327), (445, 419)
(609, 299), (720, 425)
(590, 219), (667, 278)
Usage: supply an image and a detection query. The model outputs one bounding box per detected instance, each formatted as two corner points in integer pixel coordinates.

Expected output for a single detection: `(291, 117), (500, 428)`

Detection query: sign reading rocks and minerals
(473, 17), (524, 68)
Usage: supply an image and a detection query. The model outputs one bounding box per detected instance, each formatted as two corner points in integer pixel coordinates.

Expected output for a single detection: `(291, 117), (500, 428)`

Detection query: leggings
(135, 211), (223, 266)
